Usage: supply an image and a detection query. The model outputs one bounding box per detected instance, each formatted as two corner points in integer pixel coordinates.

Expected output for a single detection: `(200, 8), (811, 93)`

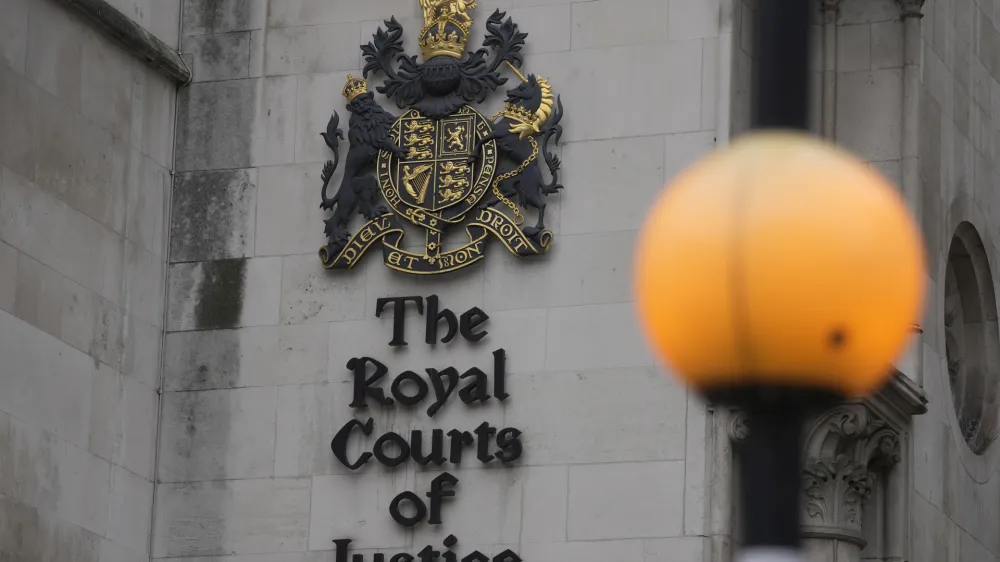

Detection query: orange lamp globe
(633, 131), (927, 398)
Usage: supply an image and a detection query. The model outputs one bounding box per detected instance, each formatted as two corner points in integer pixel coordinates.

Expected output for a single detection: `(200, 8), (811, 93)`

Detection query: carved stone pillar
(727, 374), (927, 562)
(799, 405), (900, 562)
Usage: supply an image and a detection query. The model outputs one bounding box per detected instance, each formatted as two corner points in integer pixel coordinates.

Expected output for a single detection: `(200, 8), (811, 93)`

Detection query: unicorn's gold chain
(488, 136), (537, 226)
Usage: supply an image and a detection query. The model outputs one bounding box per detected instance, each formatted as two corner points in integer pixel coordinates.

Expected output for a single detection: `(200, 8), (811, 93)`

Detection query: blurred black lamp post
(632, 0), (927, 562)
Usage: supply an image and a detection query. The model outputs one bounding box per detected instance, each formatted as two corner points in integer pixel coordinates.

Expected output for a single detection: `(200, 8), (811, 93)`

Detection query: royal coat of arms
(317, 0), (565, 275)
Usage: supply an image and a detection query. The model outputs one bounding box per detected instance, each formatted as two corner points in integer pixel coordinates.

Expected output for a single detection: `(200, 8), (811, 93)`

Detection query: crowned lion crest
(317, 0), (565, 275)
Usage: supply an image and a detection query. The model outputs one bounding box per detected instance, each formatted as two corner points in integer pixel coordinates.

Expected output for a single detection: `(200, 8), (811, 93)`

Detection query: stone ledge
(54, 0), (192, 85)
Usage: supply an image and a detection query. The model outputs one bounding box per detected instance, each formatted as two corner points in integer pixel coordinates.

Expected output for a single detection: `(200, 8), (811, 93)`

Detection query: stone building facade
(0, 0), (999, 561)
(0, 0), (179, 560)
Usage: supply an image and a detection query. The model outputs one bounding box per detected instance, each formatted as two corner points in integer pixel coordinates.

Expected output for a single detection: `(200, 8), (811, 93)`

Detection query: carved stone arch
(803, 405), (884, 463)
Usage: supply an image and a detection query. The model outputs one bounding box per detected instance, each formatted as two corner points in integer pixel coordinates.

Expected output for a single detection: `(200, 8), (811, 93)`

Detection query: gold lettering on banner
(360, 226), (374, 243)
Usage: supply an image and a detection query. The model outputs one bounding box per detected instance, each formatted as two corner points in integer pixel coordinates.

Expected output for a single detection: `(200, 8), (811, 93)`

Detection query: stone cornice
(870, 371), (928, 421)
(54, 0), (192, 85)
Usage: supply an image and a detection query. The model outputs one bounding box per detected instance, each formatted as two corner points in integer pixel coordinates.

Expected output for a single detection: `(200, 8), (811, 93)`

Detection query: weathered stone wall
(154, 0), (721, 560)
(913, 0), (1000, 557)
(830, 0), (907, 190)
(804, 0), (1000, 558)
(702, 0), (1000, 560)
(0, 0), (179, 561)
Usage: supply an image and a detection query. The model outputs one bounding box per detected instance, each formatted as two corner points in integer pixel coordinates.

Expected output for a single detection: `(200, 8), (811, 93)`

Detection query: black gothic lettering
(492, 550), (522, 562)
(495, 428), (522, 462)
(389, 491), (427, 527)
(426, 367), (459, 417)
(376, 296), (424, 346)
(442, 536), (458, 562)
(427, 472), (458, 524)
(334, 299), (529, 540)
(458, 368), (490, 403)
(391, 371), (429, 406)
(374, 432), (410, 467)
(447, 429), (474, 464)
(348, 357), (393, 408)
(335, 539), (353, 562)
(492, 349), (508, 401)
(418, 545), (441, 562)
(331, 418), (374, 469)
(410, 429), (446, 466)
(425, 295), (458, 345)
(459, 307), (489, 342)
(333, 535), (521, 562)
(473, 422), (496, 463)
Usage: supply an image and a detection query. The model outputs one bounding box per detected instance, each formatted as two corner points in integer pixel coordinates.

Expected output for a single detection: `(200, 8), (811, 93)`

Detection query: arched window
(944, 223), (1000, 455)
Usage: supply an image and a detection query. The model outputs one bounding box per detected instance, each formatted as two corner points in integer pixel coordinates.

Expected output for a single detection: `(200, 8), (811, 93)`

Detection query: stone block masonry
(1, 0), (994, 561)
(0, 0), (178, 561)
(912, 0), (1000, 555)
(156, 0), (719, 560)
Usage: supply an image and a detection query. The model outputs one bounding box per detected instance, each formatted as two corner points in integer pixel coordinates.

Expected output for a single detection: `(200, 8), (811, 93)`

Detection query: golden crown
(418, 0), (474, 60)
(342, 74), (368, 101)
(419, 19), (469, 60)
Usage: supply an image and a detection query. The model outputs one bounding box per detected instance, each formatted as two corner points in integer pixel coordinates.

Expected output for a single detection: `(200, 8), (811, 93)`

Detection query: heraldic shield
(316, 0), (565, 275)
(383, 107), (496, 219)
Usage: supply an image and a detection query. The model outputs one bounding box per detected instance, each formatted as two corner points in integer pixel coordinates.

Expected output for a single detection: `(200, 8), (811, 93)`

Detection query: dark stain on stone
(164, 330), (242, 391)
(166, 389), (238, 497)
(199, 0), (225, 33)
(172, 392), (203, 462)
(182, 394), (198, 446)
(183, 31), (252, 81)
(194, 258), (247, 330)
(170, 169), (256, 263)
(175, 80), (256, 172)
(184, 0), (259, 35)
(0, 495), (42, 561)
(11, 423), (62, 515)
(0, 416), (12, 497)
(200, 34), (224, 62)
(0, 495), (101, 562)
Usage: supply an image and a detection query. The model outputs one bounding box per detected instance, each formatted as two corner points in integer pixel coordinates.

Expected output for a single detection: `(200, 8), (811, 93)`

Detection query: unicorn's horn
(505, 60), (528, 82)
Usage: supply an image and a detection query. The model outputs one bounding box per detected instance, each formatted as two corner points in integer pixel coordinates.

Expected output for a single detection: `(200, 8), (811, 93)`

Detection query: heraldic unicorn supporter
(316, 0), (565, 275)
